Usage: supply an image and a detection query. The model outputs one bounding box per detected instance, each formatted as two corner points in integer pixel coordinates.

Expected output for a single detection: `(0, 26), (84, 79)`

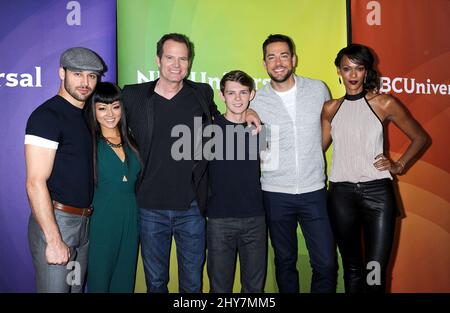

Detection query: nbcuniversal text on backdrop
(377, 76), (448, 95)
(137, 70), (450, 96)
(137, 70), (271, 91)
(2, 66), (448, 96)
(0, 67), (42, 87)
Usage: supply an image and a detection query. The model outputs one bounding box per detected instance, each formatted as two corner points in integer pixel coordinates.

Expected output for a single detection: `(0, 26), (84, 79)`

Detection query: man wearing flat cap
(25, 47), (105, 292)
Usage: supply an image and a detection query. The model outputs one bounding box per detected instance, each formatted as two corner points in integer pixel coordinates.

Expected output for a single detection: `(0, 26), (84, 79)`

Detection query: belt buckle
(83, 207), (93, 217)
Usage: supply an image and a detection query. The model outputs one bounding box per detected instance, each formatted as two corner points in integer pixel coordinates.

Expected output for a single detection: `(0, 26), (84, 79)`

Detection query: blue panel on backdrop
(0, 0), (116, 292)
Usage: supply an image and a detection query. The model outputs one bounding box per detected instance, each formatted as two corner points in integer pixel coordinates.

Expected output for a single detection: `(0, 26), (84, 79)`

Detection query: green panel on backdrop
(118, 0), (346, 293)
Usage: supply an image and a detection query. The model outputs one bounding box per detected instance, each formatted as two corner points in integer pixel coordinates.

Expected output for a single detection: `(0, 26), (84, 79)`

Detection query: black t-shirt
(25, 95), (93, 208)
(207, 115), (265, 218)
(140, 85), (203, 210)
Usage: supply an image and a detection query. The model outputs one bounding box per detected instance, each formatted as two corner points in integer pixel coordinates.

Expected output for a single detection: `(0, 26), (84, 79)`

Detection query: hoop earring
(338, 77), (342, 84)
(364, 75), (367, 85)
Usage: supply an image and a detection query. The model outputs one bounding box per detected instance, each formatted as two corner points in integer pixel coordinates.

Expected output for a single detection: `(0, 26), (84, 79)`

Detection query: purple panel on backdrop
(0, 0), (116, 292)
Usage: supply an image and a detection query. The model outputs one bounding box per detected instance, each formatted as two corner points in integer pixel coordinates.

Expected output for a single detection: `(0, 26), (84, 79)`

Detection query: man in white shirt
(251, 34), (337, 293)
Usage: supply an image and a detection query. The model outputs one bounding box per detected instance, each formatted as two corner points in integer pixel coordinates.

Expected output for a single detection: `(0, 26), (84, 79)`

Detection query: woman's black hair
(334, 43), (379, 91)
(86, 82), (143, 188)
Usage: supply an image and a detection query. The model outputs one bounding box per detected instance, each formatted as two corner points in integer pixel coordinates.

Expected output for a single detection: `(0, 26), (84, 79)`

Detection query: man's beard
(269, 68), (293, 83)
(64, 80), (92, 102)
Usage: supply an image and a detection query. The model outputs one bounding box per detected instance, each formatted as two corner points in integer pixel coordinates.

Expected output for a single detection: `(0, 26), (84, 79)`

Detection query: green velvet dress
(87, 139), (140, 292)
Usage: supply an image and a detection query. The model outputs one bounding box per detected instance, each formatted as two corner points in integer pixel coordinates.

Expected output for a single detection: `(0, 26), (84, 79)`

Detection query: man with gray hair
(25, 47), (105, 292)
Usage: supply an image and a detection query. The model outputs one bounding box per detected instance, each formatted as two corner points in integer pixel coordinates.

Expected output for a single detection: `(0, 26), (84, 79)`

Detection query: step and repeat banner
(2, 0), (447, 293)
(351, 0), (450, 292)
(0, 0), (116, 292)
(117, 0), (347, 293)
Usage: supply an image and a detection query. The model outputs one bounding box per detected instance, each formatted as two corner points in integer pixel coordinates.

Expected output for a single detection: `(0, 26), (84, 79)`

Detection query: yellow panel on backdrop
(117, 0), (347, 293)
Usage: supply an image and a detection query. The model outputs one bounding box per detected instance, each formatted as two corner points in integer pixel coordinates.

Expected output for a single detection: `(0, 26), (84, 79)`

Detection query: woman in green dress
(86, 82), (142, 292)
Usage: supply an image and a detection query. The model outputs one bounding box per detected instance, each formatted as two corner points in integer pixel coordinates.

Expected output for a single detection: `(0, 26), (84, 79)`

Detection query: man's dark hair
(156, 33), (194, 62)
(220, 70), (255, 93)
(262, 34), (295, 59)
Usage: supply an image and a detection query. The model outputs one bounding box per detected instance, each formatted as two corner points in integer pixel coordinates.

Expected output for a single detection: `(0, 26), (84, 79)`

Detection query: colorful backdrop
(117, 0), (347, 293)
(0, 0), (116, 292)
(0, 0), (448, 293)
(351, 0), (450, 292)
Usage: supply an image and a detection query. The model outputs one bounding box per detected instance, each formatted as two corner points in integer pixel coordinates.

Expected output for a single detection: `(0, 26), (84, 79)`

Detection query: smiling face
(95, 100), (122, 133)
(220, 81), (255, 119)
(338, 55), (367, 95)
(156, 39), (190, 84)
(263, 41), (296, 84)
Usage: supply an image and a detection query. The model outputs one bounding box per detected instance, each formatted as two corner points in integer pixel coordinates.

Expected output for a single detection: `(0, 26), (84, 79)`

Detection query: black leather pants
(328, 179), (398, 293)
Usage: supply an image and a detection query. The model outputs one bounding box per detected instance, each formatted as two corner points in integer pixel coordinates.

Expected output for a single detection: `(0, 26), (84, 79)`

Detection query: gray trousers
(28, 210), (90, 293)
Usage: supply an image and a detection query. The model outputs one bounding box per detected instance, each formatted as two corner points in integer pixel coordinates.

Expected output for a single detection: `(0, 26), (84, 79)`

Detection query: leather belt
(52, 201), (93, 217)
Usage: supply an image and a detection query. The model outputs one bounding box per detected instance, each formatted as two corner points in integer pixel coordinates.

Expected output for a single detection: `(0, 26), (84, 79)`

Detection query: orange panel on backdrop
(351, 0), (450, 292)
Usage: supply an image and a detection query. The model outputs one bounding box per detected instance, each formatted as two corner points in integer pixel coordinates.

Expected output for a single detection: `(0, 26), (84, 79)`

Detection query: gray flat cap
(60, 47), (105, 75)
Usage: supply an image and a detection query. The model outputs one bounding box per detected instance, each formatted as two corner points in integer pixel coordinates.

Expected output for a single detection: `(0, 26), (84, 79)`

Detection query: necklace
(101, 134), (123, 148)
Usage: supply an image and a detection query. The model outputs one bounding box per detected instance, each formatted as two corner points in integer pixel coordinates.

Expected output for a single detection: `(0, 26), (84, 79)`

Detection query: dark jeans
(139, 201), (205, 293)
(328, 179), (398, 293)
(264, 188), (337, 293)
(207, 216), (267, 293)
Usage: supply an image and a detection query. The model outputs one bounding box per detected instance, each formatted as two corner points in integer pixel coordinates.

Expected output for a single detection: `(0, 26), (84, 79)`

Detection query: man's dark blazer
(122, 79), (219, 215)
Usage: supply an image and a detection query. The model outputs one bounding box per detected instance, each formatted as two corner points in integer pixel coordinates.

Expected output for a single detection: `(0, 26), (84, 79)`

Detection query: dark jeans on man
(207, 216), (267, 293)
(139, 201), (205, 293)
(263, 188), (337, 293)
